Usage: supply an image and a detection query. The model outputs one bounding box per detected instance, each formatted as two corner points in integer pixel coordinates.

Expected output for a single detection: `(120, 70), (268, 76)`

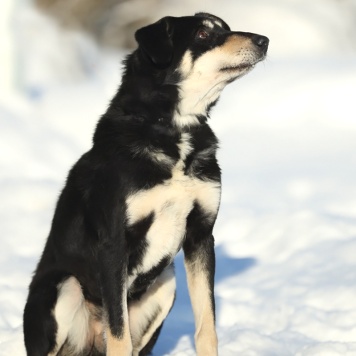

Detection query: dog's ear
(135, 17), (174, 68)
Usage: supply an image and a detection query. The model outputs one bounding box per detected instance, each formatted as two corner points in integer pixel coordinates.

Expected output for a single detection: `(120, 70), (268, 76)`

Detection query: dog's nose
(252, 35), (269, 51)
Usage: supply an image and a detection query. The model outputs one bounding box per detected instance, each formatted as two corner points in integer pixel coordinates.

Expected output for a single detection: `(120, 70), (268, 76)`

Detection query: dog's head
(133, 13), (269, 125)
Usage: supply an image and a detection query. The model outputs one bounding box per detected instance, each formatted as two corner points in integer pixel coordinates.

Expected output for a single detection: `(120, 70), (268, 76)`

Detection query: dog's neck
(173, 78), (223, 128)
(110, 53), (217, 130)
(172, 50), (229, 128)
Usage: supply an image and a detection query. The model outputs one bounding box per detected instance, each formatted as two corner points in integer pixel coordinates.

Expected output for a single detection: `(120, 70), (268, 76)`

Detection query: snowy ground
(1, 0), (356, 355)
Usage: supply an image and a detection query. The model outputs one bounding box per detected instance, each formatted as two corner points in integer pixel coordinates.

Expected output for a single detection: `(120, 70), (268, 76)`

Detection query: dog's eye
(196, 30), (209, 40)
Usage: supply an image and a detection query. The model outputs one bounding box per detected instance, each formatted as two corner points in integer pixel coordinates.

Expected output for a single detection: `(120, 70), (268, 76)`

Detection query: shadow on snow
(153, 245), (256, 355)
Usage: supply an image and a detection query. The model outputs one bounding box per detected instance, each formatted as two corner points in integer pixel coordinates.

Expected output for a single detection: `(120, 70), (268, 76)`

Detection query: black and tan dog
(23, 12), (268, 356)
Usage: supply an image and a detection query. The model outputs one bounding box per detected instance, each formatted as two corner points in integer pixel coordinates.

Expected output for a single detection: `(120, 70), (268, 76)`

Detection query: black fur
(24, 12), (268, 356)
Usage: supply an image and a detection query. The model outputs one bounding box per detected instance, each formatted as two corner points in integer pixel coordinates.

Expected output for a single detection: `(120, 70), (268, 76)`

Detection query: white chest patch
(126, 133), (221, 281)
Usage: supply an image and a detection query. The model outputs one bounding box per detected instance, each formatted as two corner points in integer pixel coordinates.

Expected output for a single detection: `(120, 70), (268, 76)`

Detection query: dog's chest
(126, 132), (220, 278)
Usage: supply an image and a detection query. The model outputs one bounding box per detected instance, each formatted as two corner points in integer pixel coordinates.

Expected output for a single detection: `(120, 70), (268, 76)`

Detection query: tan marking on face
(176, 35), (260, 117)
(220, 34), (253, 54)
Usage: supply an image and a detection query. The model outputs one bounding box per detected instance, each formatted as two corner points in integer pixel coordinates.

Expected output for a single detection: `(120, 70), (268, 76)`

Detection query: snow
(1, 0), (356, 355)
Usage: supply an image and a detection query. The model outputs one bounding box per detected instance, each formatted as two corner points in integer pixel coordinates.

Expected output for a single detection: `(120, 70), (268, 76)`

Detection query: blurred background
(1, 0), (356, 355)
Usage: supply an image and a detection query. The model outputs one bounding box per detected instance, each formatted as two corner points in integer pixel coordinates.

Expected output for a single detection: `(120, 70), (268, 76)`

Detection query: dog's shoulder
(93, 109), (219, 170)
(64, 108), (221, 213)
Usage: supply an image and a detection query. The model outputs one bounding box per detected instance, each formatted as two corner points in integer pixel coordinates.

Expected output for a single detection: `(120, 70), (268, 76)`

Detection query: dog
(23, 12), (268, 356)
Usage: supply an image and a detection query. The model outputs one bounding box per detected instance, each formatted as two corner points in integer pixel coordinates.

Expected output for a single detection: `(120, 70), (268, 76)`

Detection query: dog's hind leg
(128, 264), (176, 356)
(50, 276), (90, 355)
(24, 272), (90, 356)
(24, 272), (61, 356)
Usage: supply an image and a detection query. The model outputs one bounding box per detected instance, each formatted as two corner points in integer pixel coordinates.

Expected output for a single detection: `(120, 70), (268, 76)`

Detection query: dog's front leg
(95, 209), (132, 354)
(98, 244), (133, 356)
(90, 172), (133, 355)
(105, 292), (132, 356)
(183, 205), (218, 356)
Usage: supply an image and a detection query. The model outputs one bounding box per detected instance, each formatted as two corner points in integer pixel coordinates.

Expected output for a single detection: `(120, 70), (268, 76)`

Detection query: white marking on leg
(185, 262), (218, 356)
(106, 327), (132, 356)
(50, 277), (89, 355)
(105, 284), (132, 356)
